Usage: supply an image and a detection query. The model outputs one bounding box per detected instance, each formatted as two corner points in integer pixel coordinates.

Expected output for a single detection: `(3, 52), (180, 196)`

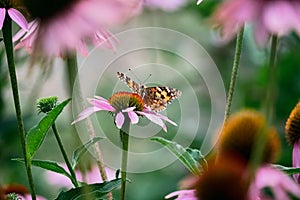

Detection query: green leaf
(186, 148), (208, 168)
(26, 99), (71, 160)
(151, 137), (202, 174)
(273, 164), (300, 175)
(72, 137), (104, 169)
(14, 158), (73, 181)
(55, 179), (122, 200)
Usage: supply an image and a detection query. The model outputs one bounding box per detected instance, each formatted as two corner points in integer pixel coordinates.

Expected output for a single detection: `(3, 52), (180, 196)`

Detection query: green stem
(224, 27), (245, 121)
(120, 119), (130, 200)
(250, 35), (278, 171)
(52, 123), (79, 187)
(2, 15), (36, 199)
(65, 54), (112, 198)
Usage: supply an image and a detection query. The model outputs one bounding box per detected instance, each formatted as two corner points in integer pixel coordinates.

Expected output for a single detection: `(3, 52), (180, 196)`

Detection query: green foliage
(55, 179), (122, 200)
(26, 99), (71, 160)
(72, 137), (104, 169)
(151, 137), (203, 174)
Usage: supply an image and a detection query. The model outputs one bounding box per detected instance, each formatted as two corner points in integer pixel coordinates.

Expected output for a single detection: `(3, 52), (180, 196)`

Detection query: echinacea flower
(0, 1), (28, 30)
(14, 0), (141, 57)
(72, 92), (177, 132)
(218, 110), (280, 164)
(165, 189), (197, 200)
(212, 0), (300, 46)
(144, 0), (188, 11)
(285, 102), (300, 183)
(248, 165), (300, 200)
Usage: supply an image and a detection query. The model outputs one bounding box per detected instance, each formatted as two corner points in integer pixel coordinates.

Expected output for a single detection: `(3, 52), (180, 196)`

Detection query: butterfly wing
(144, 87), (182, 112)
(116, 72), (141, 94)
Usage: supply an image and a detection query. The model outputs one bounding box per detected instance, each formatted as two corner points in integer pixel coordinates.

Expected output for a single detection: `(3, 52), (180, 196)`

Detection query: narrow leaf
(14, 158), (72, 180)
(273, 164), (300, 175)
(72, 137), (104, 169)
(151, 137), (201, 174)
(55, 179), (122, 200)
(26, 99), (71, 160)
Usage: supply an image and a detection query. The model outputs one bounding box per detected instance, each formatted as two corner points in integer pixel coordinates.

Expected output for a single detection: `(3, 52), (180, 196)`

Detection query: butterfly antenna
(128, 68), (143, 84)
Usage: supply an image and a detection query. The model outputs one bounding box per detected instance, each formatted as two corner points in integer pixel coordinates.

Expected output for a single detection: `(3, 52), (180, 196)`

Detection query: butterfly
(117, 72), (181, 112)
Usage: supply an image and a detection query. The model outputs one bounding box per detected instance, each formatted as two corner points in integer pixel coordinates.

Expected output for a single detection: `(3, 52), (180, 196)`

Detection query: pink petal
(71, 107), (102, 124)
(165, 189), (197, 200)
(115, 112), (125, 129)
(263, 1), (299, 36)
(7, 8), (28, 30)
(138, 111), (167, 132)
(293, 140), (300, 183)
(154, 112), (177, 126)
(122, 107), (136, 112)
(127, 111), (139, 124)
(0, 8), (6, 30)
(253, 19), (270, 48)
(89, 98), (115, 112)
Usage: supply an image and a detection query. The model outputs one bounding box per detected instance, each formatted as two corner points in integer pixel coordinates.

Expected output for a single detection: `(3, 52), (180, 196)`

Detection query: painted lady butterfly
(117, 72), (181, 112)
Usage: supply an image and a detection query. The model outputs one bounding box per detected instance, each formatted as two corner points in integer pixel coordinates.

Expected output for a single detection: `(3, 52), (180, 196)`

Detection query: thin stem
(120, 119), (130, 200)
(2, 15), (36, 199)
(65, 54), (112, 198)
(250, 35), (278, 171)
(52, 123), (79, 187)
(224, 27), (245, 121)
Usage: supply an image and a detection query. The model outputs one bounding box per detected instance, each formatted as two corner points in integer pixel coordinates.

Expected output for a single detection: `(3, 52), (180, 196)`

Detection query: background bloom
(14, 0), (141, 57)
(165, 189), (197, 200)
(212, 0), (300, 46)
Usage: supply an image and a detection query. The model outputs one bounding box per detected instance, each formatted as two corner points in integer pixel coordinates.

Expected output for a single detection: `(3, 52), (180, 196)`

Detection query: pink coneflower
(14, 0), (141, 57)
(212, 0), (300, 46)
(144, 0), (188, 11)
(0, 1), (28, 31)
(72, 92), (177, 132)
(285, 102), (300, 183)
(248, 165), (300, 200)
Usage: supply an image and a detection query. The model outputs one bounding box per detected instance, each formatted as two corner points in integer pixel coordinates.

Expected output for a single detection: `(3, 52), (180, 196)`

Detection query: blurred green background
(0, 1), (299, 199)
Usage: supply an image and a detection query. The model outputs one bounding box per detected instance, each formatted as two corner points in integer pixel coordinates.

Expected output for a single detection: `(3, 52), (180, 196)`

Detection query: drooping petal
(0, 8), (6, 30)
(127, 111), (139, 124)
(293, 140), (300, 183)
(7, 8), (28, 30)
(88, 98), (115, 112)
(138, 111), (167, 132)
(115, 112), (125, 129)
(71, 107), (102, 124)
(165, 189), (197, 200)
(248, 165), (300, 200)
(153, 112), (177, 126)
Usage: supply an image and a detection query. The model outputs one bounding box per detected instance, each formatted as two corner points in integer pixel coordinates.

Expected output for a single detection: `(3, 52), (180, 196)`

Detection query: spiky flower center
(37, 96), (58, 113)
(108, 92), (144, 112)
(286, 102), (300, 145)
(23, 0), (79, 19)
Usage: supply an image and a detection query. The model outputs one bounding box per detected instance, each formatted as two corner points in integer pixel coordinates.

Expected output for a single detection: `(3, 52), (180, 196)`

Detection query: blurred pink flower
(0, 8), (28, 30)
(144, 0), (188, 11)
(292, 140), (300, 183)
(213, 0), (300, 46)
(20, 194), (46, 200)
(248, 165), (300, 200)
(45, 164), (116, 188)
(72, 93), (177, 132)
(14, 0), (141, 57)
(165, 189), (197, 200)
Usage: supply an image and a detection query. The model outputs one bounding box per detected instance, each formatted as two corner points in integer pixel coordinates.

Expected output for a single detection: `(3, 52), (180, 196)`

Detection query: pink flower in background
(144, 0), (188, 11)
(165, 189), (197, 200)
(213, 0), (300, 46)
(72, 93), (177, 132)
(248, 165), (300, 200)
(14, 0), (141, 57)
(45, 164), (116, 188)
(20, 194), (46, 200)
(0, 8), (28, 30)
